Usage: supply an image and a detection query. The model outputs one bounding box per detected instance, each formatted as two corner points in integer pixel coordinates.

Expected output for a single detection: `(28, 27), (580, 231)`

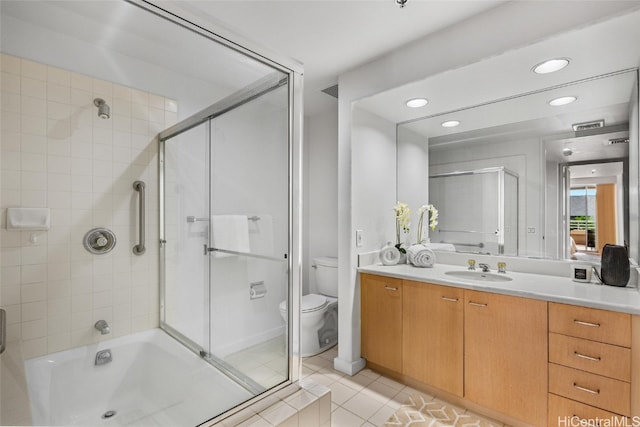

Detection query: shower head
(93, 98), (110, 119)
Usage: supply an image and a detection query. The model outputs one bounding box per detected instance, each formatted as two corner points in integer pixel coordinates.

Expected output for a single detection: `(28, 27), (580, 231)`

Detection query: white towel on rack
(211, 215), (250, 258)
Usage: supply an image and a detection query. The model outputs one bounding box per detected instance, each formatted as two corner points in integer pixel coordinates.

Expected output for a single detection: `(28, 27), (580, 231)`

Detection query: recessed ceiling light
(441, 120), (460, 128)
(406, 98), (428, 108)
(549, 96), (577, 106)
(532, 58), (570, 74)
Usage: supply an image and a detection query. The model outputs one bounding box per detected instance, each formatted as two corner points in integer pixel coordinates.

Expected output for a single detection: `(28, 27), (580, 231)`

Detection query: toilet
(279, 256), (338, 357)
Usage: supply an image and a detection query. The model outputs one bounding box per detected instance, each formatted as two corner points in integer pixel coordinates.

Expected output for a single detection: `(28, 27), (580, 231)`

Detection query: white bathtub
(25, 329), (252, 426)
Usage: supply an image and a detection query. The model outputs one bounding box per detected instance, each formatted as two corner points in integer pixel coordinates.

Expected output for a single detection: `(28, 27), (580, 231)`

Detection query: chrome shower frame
(128, 0), (303, 425)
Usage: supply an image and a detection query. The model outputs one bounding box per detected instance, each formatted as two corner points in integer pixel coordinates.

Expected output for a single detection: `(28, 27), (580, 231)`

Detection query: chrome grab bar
(133, 181), (146, 255)
(0, 308), (6, 354)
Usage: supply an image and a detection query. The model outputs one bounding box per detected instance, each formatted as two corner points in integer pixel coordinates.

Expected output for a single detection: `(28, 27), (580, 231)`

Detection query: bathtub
(25, 329), (252, 426)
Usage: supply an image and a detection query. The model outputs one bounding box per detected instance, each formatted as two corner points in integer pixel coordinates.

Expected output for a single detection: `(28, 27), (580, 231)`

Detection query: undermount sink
(444, 270), (513, 282)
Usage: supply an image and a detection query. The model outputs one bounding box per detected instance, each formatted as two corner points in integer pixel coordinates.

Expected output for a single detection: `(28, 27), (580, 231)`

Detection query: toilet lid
(279, 294), (328, 313)
(301, 294), (328, 313)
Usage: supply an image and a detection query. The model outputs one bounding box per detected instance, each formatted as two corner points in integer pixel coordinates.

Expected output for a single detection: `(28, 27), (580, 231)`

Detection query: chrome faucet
(94, 320), (110, 335)
(478, 263), (490, 272)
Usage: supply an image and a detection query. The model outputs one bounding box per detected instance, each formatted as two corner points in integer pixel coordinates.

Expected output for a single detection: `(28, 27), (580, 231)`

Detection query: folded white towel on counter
(407, 244), (436, 268)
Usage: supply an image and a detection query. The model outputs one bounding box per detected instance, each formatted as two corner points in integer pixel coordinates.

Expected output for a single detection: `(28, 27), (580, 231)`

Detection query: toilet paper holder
(250, 281), (267, 299)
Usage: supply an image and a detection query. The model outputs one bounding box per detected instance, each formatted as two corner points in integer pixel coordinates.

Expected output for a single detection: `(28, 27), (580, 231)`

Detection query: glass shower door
(207, 84), (290, 391)
(160, 76), (291, 400)
(162, 122), (211, 353)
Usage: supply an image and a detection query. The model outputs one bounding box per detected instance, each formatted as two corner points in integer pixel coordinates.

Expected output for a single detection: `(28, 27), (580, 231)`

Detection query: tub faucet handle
(95, 320), (110, 335)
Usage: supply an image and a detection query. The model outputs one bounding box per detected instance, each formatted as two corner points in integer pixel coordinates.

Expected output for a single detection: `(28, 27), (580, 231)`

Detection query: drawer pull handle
(468, 301), (487, 307)
(441, 297), (458, 302)
(384, 286), (398, 291)
(574, 319), (601, 328)
(574, 351), (601, 362)
(573, 383), (600, 395)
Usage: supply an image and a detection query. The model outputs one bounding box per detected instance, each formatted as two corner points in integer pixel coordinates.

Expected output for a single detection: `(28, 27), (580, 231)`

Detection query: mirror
(396, 69), (638, 260)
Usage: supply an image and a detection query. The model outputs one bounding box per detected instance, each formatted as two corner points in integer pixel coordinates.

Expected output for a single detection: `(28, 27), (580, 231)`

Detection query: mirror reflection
(397, 69), (638, 260)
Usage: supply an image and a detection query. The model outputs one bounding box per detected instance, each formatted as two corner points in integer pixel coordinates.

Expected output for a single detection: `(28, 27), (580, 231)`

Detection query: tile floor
(302, 346), (505, 427)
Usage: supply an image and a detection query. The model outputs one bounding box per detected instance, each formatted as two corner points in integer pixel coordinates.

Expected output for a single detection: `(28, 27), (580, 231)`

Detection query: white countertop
(358, 262), (640, 315)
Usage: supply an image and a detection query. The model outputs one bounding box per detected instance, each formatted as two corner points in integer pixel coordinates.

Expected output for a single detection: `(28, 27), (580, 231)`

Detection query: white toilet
(279, 256), (338, 357)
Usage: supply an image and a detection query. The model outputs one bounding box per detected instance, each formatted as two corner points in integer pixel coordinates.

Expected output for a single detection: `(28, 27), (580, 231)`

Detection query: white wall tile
(1, 55), (162, 358)
(21, 134), (46, 154)
(1, 72), (21, 94)
(1, 111), (20, 133)
(1, 91), (21, 113)
(47, 67), (70, 86)
(21, 264), (46, 284)
(21, 283), (46, 304)
(21, 96), (46, 117)
(20, 246), (47, 265)
(21, 77), (46, 99)
(21, 60), (46, 81)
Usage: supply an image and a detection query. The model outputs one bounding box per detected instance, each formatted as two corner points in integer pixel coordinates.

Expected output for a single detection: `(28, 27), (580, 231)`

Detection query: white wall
(304, 109), (338, 295)
(335, 1), (640, 375)
(629, 75), (639, 262)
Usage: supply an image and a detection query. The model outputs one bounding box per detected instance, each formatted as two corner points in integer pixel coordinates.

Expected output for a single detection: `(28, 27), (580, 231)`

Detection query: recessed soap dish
(83, 228), (117, 254)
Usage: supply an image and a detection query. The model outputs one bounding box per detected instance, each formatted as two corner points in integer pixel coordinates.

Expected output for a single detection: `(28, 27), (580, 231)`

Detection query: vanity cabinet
(464, 290), (548, 426)
(548, 302), (632, 423)
(402, 280), (464, 396)
(360, 273), (403, 373)
(360, 272), (639, 426)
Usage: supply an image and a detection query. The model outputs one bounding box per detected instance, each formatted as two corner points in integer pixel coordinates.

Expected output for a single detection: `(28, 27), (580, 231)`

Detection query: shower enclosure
(160, 75), (294, 396)
(429, 167), (519, 255)
(0, 0), (302, 425)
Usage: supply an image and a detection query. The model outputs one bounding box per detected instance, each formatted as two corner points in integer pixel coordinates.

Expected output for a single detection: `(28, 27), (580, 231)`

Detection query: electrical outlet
(527, 227), (536, 234)
(356, 229), (363, 247)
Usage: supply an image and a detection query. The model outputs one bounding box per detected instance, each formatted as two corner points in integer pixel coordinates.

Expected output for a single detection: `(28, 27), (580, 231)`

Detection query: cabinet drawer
(548, 393), (629, 426)
(549, 333), (631, 381)
(549, 303), (631, 347)
(549, 363), (630, 416)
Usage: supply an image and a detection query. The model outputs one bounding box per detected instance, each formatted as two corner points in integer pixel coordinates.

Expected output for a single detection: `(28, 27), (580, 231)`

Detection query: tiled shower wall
(0, 53), (174, 359)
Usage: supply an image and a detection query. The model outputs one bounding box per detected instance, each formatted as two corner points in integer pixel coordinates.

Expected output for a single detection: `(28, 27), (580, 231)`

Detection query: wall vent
(572, 120), (604, 132)
(608, 137), (629, 145)
(321, 84), (338, 99)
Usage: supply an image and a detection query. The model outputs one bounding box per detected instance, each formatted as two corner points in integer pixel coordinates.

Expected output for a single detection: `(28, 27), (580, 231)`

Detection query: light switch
(356, 229), (363, 247)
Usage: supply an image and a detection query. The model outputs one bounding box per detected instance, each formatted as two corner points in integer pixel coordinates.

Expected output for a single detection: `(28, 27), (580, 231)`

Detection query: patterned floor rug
(384, 394), (503, 427)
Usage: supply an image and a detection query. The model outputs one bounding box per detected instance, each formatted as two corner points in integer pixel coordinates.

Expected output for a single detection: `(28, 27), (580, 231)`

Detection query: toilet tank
(314, 256), (338, 297)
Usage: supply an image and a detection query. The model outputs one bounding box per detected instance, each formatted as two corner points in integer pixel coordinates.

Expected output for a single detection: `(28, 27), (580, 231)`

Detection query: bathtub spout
(94, 320), (110, 335)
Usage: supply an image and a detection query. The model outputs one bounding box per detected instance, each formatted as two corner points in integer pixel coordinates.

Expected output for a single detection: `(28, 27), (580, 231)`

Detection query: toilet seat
(279, 294), (328, 313)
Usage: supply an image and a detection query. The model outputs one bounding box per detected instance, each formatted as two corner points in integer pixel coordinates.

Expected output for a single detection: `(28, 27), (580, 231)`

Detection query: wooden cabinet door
(360, 273), (403, 372)
(464, 290), (548, 426)
(402, 281), (464, 396)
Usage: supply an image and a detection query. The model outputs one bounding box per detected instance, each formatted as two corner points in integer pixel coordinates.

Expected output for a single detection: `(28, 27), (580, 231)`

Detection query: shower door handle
(133, 181), (146, 255)
(0, 308), (6, 354)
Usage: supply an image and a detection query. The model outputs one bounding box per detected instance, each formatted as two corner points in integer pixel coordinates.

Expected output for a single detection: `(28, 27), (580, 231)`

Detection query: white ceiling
(167, 0), (508, 116)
